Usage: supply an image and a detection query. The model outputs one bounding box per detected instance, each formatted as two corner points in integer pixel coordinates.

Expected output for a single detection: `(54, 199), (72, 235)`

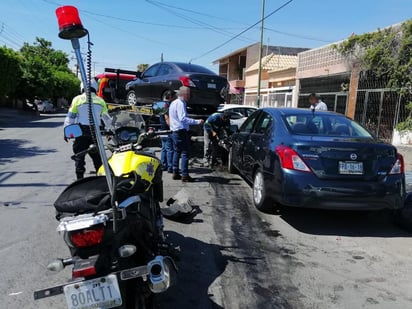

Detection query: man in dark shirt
(204, 111), (231, 167)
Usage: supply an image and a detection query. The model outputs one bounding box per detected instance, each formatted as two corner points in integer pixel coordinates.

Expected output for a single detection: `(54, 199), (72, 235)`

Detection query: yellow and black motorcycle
(34, 102), (176, 309)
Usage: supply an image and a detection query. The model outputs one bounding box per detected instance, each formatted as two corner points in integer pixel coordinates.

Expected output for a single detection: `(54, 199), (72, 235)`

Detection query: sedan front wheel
(127, 90), (137, 106)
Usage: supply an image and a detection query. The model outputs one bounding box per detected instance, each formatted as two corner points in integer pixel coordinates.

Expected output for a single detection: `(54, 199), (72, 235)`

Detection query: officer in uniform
(64, 79), (108, 179)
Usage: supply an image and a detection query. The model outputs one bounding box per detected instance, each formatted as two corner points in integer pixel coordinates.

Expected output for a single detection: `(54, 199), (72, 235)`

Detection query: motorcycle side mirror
(152, 101), (169, 115)
(230, 124), (239, 133)
(64, 124), (82, 139)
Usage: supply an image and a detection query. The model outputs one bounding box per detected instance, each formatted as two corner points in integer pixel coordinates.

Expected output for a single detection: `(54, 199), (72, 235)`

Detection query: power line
(146, 0), (248, 26)
(145, 0), (254, 43)
(40, 0), (241, 30)
(264, 27), (333, 43)
(191, 0), (294, 61)
(84, 13), (166, 46)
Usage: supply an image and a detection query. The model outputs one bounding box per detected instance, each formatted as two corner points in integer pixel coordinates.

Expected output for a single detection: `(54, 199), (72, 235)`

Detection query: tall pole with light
(55, 6), (114, 195)
(256, 0), (265, 108)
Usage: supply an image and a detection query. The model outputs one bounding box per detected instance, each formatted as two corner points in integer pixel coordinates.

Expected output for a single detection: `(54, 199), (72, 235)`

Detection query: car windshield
(108, 110), (145, 130)
(175, 63), (215, 74)
(283, 113), (373, 138)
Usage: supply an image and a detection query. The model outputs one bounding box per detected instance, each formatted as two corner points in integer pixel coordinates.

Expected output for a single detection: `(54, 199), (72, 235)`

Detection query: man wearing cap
(64, 80), (108, 180)
(309, 93), (328, 111)
(204, 111), (231, 167)
(168, 86), (204, 182)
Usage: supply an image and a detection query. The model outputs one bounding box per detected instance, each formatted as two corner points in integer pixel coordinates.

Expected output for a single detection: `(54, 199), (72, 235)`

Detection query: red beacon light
(55, 6), (87, 40)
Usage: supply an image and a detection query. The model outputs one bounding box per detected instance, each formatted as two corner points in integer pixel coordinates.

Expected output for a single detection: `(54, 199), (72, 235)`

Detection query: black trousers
(207, 133), (219, 163)
(72, 135), (102, 177)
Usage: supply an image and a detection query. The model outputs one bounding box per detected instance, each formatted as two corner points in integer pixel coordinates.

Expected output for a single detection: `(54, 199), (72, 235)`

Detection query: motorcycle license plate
(63, 274), (122, 309)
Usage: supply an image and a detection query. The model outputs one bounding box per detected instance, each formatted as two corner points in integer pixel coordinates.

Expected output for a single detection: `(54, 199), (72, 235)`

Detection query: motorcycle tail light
(69, 225), (104, 248)
(73, 266), (96, 278)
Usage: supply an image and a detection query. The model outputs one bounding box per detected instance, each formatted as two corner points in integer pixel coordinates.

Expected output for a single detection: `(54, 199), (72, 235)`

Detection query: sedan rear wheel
(253, 170), (272, 211)
(127, 90), (137, 106)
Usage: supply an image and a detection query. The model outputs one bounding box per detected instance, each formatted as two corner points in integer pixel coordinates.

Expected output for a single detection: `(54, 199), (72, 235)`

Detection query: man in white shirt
(169, 86), (204, 182)
(309, 93), (328, 111)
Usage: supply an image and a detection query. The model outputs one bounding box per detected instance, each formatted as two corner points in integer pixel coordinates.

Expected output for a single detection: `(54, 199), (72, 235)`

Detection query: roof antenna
(161, 52), (164, 62)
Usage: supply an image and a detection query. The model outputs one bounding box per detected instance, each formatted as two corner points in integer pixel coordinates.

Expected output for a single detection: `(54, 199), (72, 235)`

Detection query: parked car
(229, 108), (406, 211)
(36, 100), (55, 113)
(125, 62), (229, 114)
(218, 104), (258, 127)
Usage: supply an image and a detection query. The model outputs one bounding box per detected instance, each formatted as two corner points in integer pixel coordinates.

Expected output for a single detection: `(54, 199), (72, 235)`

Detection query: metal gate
(354, 89), (405, 142)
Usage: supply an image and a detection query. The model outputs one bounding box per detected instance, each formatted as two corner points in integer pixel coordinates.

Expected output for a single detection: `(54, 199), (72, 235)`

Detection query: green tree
(0, 46), (22, 101)
(19, 37), (79, 100)
(137, 63), (149, 72)
(335, 19), (412, 94)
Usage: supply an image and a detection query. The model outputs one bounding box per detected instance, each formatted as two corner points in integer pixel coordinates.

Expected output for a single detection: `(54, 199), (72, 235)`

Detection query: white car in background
(36, 100), (55, 113)
(217, 104), (258, 128)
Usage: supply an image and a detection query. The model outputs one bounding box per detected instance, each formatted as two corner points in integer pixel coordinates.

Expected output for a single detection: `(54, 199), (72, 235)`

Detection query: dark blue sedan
(229, 108), (406, 211)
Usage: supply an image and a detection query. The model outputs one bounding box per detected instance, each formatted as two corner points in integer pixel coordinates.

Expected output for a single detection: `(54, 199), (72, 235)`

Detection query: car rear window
(283, 113), (373, 138)
(175, 63), (215, 75)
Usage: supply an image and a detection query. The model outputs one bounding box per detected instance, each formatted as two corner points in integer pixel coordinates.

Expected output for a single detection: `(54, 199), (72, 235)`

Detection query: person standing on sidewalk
(168, 86), (204, 182)
(159, 90), (175, 173)
(309, 93), (328, 111)
(64, 80), (108, 180)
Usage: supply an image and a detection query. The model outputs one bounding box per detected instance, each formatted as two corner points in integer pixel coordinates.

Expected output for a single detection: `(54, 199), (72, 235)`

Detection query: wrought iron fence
(354, 74), (411, 142)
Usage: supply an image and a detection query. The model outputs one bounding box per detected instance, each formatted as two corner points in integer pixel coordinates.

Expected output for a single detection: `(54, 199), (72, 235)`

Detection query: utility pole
(256, 0), (265, 108)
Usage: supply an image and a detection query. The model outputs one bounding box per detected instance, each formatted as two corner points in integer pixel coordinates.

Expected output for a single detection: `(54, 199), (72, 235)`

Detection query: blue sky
(0, 0), (410, 74)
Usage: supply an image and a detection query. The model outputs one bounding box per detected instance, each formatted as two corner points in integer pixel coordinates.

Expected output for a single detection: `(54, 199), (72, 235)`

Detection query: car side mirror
(230, 124), (239, 133)
(152, 101), (169, 115)
(64, 124), (82, 139)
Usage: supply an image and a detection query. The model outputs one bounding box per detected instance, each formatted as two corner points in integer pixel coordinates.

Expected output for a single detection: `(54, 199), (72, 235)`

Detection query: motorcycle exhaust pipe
(147, 256), (176, 294)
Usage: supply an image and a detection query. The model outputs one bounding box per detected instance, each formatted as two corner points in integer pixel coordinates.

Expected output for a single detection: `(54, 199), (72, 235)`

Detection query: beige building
(213, 43), (308, 103)
(244, 53), (298, 106)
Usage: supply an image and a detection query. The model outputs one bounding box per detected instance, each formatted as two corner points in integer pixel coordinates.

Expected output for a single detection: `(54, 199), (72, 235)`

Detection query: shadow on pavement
(0, 139), (56, 165)
(155, 231), (227, 309)
(0, 108), (65, 129)
(278, 207), (412, 238)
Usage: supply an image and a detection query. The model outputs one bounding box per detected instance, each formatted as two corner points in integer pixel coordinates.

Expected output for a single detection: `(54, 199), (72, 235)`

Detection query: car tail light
(389, 153), (404, 175)
(69, 226), (104, 248)
(275, 145), (311, 172)
(179, 76), (195, 87)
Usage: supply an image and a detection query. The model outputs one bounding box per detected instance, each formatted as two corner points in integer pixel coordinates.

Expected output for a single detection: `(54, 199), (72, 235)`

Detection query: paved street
(1, 110), (412, 309)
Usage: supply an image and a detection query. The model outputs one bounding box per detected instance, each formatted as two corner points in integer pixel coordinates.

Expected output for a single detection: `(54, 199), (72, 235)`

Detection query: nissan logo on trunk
(350, 153), (358, 160)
